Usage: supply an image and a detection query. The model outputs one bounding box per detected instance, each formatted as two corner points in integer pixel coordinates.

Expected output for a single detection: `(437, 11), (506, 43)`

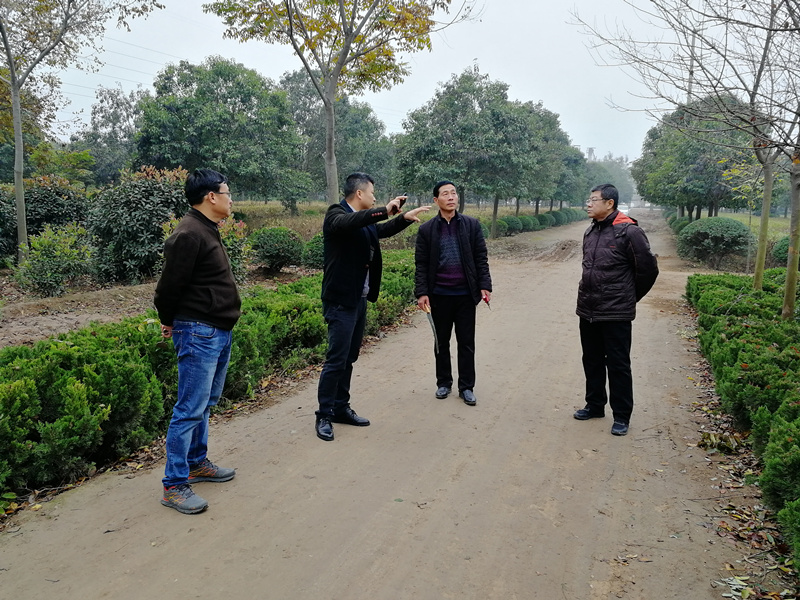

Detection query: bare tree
(576, 0), (800, 315)
(0, 0), (162, 261)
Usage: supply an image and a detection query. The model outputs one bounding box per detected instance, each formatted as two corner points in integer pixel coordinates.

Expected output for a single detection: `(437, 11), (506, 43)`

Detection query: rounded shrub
(492, 218), (509, 237)
(14, 223), (93, 297)
(546, 210), (567, 226)
(773, 235), (791, 265)
(503, 215), (523, 235)
(24, 176), (88, 235)
(672, 216), (690, 234)
(250, 226), (303, 272)
(0, 188), (16, 257)
(479, 220), (490, 239)
(536, 213), (555, 228)
(0, 178), (88, 258)
(302, 232), (324, 269)
(518, 215), (535, 232)
(677, 216), (754, 269)
(88, 167), (188, 283)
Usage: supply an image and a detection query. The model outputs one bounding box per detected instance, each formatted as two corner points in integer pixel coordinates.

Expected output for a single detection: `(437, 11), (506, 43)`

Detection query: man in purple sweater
(415, 181), (492, 406)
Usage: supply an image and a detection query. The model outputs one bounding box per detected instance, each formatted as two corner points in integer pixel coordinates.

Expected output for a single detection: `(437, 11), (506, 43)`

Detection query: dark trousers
(317, 298), (367, 417)
(431, 294), (476, 392)
(579, 319), (634, 423)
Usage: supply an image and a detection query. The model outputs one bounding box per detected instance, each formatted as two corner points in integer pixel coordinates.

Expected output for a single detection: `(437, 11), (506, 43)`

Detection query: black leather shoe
(330, 407), (370, 426)
(435, 386), (451, 399)
(573, 407), (605, 420)
(611, 420), (629, 436)
(459, 389), (477, 406)
(315, 417), (334, 441)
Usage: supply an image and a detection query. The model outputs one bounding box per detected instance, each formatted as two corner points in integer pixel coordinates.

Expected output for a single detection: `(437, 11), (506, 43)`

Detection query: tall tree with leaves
(205, 0), (473, 204)
(71, 85), (147, 185)
(135, 56), (311, 212)
(281, 69), (395, 195)
(0, 0), (162, 260)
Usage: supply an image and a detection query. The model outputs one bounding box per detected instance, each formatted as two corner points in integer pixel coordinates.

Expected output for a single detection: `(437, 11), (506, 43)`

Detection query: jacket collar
(187, 207), (219, 230)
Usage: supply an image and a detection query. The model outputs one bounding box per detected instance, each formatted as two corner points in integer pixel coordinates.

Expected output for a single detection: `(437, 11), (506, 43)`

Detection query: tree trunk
(781, 155), (800, 319)
(753, 154), (775, 290)
(549, 198), (554, 212)
(11, 82), (27, 261)
(491, 194), (500, 239)
(458, 185), (466, 213)
(695, 205), (701, 221)
(515, 197), (520, 217)
(322, 96), (339, 205)
(534, 198), (540, 215)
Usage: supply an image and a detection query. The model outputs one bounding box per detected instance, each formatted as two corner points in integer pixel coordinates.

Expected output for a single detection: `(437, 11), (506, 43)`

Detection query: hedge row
(686, 269), (800, 562)
(481, 207), (587, 238)
(0, 249), (416, 501)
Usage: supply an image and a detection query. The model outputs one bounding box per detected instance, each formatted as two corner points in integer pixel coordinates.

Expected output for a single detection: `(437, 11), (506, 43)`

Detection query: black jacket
(321, 200), (413, 307)
(154, 208), (241, 330)
(414, 212), (492, 305)
(576, 211), (659, 322)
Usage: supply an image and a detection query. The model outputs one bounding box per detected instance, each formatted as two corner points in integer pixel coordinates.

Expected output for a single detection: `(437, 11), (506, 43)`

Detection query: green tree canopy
(205, 0), (472, 203)
(135, 56), (311, 210)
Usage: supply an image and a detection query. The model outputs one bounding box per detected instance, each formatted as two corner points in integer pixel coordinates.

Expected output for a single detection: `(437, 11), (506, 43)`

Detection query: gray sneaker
(161, 484), (208, 514)
(188, 458), (236, 483)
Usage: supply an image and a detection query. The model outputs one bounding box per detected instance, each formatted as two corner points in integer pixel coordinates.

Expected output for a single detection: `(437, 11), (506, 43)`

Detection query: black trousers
(431, 294), (476, 392)
(317, 298), (367, 417)
(579, 319), (634, 423)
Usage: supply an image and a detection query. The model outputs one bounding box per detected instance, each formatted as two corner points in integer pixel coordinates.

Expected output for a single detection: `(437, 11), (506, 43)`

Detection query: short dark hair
(433, 180), (456, 198)
(591, 183), (619, 210)
(185, 168), (228, 206)
(343, 172), (375, 199)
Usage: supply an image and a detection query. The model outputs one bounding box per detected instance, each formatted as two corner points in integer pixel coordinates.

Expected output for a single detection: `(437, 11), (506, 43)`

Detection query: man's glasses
(587, 198), (610, 204)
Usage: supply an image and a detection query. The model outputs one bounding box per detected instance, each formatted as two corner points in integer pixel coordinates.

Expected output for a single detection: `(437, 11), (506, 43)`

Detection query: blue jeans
(317, 298), (367, 417)
(163, 320), (232, 488)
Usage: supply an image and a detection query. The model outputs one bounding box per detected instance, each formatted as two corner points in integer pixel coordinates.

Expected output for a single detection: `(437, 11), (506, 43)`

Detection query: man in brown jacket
(154, 168), (241, 514)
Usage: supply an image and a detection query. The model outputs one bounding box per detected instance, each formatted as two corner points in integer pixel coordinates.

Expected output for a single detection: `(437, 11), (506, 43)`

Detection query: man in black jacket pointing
(315, 172), (429, 441)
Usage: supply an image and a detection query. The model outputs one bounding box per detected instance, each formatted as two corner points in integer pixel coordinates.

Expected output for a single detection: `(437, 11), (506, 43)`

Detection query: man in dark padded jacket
(154, 168), (241, 514)
(573, 183), (658, 436)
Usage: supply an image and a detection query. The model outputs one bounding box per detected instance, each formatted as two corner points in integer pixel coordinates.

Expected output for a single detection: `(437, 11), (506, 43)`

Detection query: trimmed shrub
(677, 217), (753, 269)
(547, 210), (567, 226)
(492, 218), (509, 238)
(24, 176), (88, 234)
(14, 223), (93, 297)
(0, 178), (88, 259)
(250, 226), (303, 273)
(518, 215), (535, 232)
(0, 188), (17, 257)
(503, 215), (523, 235)
(773, 235), (793, 266)
(536, 213), (555, 228)
(479, 220), (490, 239)
(218, 219), (250, 284)
(88, 167), (189, 283)
(302, 232), (324, 269)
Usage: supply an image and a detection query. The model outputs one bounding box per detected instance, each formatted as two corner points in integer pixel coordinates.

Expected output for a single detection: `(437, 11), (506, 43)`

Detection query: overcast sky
(57, 0), (663, 162)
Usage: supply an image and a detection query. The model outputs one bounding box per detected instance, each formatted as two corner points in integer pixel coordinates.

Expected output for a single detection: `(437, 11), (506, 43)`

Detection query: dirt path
(0, 211), (753, 599)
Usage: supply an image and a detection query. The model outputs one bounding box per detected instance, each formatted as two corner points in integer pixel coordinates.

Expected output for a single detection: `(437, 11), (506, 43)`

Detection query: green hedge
(687, 269), (800, 563)
(0, 249), (416, 499)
